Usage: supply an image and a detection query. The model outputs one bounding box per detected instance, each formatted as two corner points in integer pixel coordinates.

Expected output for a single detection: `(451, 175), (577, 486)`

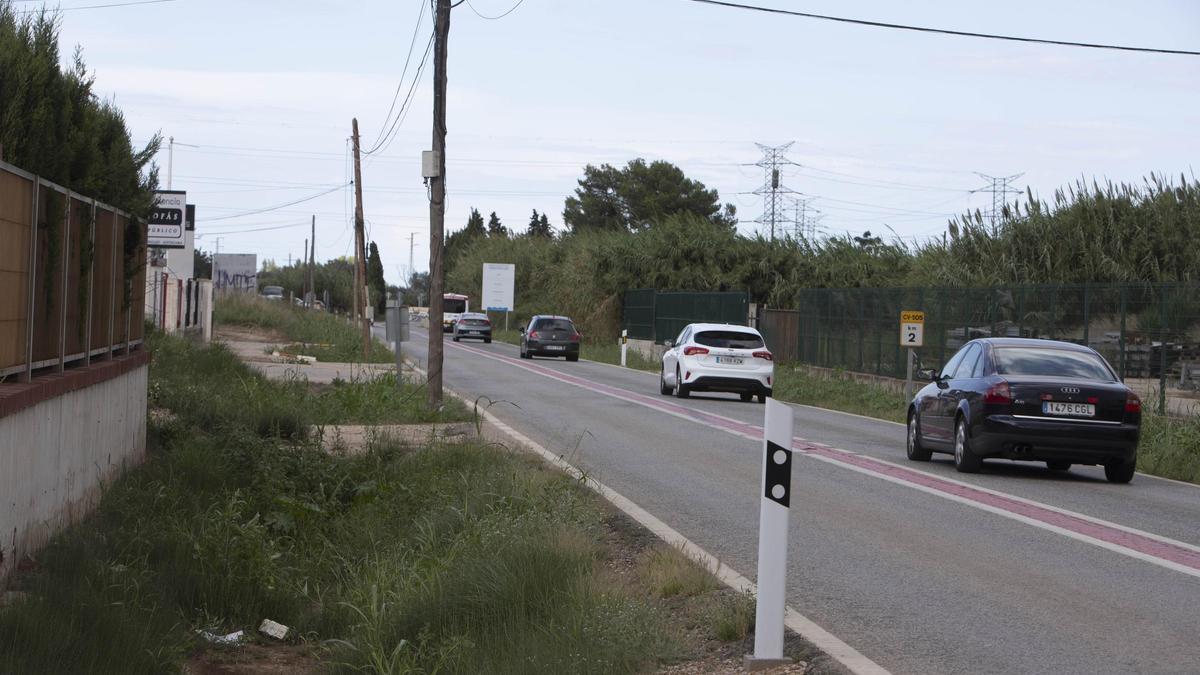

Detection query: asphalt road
(390, 327), (1200, 675)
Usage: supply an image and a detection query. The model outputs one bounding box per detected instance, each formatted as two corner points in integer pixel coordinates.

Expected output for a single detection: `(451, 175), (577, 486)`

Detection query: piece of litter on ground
(258, 619), (290, 640)
(198, 629), (244, 645)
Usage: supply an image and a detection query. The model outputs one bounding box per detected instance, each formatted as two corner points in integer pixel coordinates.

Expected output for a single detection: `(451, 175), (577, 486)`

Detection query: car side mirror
(663, 339), (673, 349)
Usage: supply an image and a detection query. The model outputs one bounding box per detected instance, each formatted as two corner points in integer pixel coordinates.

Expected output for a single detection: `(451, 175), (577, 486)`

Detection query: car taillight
(570, 333), (580, 342)
(483, 319), (491, 326)
(752, 350), (773, 361)
(984, 379), (1012, 405)
(528, 331), (540, 340)
(1125, 392), (1141, 414)
(683, 346), (709, 356)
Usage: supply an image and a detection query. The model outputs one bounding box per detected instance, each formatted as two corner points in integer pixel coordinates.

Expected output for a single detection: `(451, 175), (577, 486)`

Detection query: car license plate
(1042, 401), (1095, 417)
(469, 331), (480, 334)
(545, 345), (564, 351)
(715, 356), (744, 365)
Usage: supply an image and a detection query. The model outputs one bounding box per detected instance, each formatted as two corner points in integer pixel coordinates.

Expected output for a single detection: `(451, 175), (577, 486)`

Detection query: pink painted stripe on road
(448, 341), (1200, 576)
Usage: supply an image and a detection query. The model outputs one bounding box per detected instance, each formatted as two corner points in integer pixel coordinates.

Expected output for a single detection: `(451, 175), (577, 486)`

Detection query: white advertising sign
(481, 262), (515, 312)
(149, 190), (187, 249)
(213, 253), (258, 292)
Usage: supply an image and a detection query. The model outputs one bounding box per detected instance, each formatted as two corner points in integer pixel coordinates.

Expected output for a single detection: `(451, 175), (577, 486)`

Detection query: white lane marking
(446, 340), (1200, 580)
(430, 372), (889, 675)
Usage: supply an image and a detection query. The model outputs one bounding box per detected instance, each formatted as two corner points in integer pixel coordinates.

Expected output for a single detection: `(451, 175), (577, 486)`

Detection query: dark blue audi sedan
(906, 338), (1141, 483)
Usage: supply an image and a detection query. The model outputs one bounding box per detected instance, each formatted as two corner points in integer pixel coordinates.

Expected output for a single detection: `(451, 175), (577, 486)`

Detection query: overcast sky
(45, 0), (1200, 284)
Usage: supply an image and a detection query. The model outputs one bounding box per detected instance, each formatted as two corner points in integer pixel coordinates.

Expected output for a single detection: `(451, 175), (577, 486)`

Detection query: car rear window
(693, 330), (764, 349)
(463, 318), (489, 326)
(533, 318), (576, 333)
(993, 347), (1115, 381)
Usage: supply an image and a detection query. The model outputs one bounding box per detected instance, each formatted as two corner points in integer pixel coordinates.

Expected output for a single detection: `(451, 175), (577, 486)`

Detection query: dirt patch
(183, 643), (322, 675)
(215, 325), (288, 345)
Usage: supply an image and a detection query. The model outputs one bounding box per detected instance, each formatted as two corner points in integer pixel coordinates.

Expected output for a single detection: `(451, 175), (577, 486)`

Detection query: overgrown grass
(711, 592), (756, 642)
(639, 546), (721, 599)
(1137, 414), (1200, 483)
(489, 328), (660, 372)
(0, 331), (681, 673)
(215, 293), (393, 363)
(772, 366), (909, 424)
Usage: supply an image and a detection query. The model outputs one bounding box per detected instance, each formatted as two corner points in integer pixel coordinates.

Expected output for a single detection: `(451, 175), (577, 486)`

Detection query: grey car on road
(452, 312), (492, 343)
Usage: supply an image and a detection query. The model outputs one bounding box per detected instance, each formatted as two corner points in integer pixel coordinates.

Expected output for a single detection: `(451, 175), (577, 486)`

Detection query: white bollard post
(620, 329), (628, 367)
(745, 397), (796, 670)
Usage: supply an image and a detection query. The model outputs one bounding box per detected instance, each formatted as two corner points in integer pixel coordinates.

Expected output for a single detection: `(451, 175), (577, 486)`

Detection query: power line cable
(682, 0), (1200, 56)
(465, 0), (525, 20)
(15, 0), (178, 12)
(204, 183), (351, 222)
(366, 30), (436, 156)
(368, 0), (429, 150)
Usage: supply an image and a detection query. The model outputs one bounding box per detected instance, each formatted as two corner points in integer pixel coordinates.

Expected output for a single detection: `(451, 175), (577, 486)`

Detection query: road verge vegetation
(215, 294), (394, 363)
(0, 331), (822, 673)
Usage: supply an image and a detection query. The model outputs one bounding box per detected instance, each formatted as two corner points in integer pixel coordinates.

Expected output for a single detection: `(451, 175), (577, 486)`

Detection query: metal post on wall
(1118, 285), (1128, 381)
(22, 178), (40, 382)
(1159, 283), (1168, 415)
(84, 199), (96, 366)
(1082, 284), (1090, 345)
(107, 210), (117, 359)
(57, 190), (71, 372)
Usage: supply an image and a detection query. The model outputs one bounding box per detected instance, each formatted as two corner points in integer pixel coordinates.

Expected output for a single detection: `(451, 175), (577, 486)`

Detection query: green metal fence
(623, 288), (656, 340)
(760, 283), (1200, 415)
(623, 289), (750, 343)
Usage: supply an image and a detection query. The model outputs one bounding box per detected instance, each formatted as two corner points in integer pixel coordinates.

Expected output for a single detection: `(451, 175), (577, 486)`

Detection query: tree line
(445, 167), (1200, 340)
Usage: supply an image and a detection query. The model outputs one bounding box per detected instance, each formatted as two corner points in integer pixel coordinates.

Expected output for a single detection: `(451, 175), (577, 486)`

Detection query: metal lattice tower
(791, 196), (823, 241)
(974, 172), (1024, 233)
(753, 142), (798, 240)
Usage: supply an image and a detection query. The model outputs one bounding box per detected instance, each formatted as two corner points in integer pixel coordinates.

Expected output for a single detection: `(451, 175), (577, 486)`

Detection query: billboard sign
(148, 190), (186, 248)
(213, 253), (258, 292)
(481, 262), (515, 312)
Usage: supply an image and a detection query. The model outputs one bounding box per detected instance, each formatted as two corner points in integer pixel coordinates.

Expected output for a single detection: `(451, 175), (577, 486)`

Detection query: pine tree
(527, 209), (552, 237)
(487, 211), (508, 238)
(367, 241), (386, 315)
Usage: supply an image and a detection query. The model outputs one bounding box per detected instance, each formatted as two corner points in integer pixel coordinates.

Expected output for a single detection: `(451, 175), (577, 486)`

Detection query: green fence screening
(622, 289), (749, 343)
(760, 283), (1200, 415)
(622, 289), (656, 340)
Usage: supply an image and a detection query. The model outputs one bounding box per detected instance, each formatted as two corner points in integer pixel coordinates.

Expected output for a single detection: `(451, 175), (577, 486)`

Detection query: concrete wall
(0, 360), (147, 583)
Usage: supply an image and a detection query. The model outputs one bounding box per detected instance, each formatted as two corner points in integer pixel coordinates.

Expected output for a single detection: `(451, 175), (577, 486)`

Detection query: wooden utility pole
(427, 0), (451, 409)
(351, 118), (370, 358)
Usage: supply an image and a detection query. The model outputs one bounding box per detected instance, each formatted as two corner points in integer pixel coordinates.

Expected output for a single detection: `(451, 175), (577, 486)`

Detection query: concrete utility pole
(351, 119), (371, 358)
(314, 213), (319, 306)
(302, 238), (308, 299)
(408, 232), (415, 282)
(427, 0), (451, 409)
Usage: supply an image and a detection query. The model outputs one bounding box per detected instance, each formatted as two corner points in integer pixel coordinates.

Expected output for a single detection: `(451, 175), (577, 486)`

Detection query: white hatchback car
(659, 323), (774, 403)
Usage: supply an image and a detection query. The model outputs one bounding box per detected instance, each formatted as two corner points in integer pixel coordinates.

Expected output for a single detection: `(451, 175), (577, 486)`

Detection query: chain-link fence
(623, 289), (750, 343)
(759, 284), (1200, 415)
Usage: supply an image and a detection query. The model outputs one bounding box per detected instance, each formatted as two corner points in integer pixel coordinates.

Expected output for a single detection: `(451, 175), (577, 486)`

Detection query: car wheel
(484, 338), (491, 344)
(1046, 461), (1071, 472)
(673, 367), (690, 398)
(566, 354), (578, 362)
(660, 368), (673, 395)
(453, 334), (460, 342)
(953, 417), (982, 473)
(906, 410), (933, 462)
(520, 345), (530, 359)
(1104, 456), (1136, 484)
(740, 392), (753, 402)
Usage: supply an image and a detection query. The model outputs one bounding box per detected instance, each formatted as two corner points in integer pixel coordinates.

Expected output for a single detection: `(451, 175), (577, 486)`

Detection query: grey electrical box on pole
(421, 151), (442, 178)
